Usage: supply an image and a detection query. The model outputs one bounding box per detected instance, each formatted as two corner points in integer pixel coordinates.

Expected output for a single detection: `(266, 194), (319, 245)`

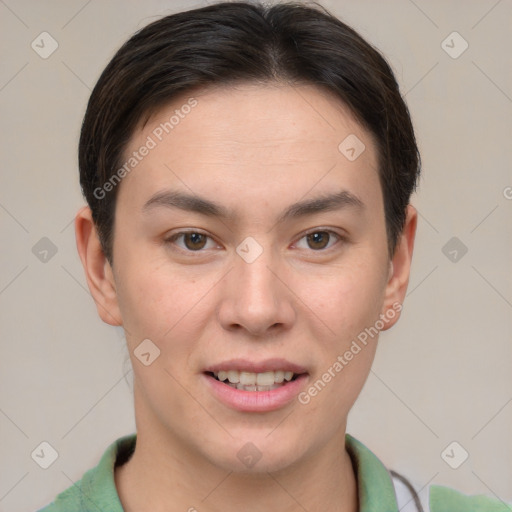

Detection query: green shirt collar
(41, 432), (510, 512)
(345, 433), (399, 512)
(46, 432), (401, 511)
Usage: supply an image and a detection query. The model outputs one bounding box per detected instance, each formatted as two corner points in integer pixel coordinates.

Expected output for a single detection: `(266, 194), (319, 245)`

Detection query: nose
(217, 246), (295, 338)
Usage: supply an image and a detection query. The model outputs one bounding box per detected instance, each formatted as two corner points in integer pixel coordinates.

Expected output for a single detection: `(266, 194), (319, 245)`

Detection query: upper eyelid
(166, 228), (344, 251)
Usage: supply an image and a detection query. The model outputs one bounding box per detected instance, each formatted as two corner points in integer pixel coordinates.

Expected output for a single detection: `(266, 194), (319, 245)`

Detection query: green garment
(37, 433), (510, 512)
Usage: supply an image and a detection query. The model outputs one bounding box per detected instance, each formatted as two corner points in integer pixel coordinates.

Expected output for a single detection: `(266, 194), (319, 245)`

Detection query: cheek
(115, 256), (218, 350)
(301, 256), (387, 341)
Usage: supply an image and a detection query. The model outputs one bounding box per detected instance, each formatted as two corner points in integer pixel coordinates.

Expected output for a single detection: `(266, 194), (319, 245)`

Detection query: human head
(74, 0), (419, 485)
(78, 1), (420, 266)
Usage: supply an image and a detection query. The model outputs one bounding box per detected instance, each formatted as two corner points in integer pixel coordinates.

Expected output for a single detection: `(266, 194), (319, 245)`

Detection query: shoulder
(36, 434), (136, 512)
(392, 474), (511, 512)
(345, 434), (510, 512)
(428, 484), (511, 512)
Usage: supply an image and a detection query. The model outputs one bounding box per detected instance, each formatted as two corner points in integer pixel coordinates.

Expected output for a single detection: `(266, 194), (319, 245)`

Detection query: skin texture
(75, 82), (417, 512)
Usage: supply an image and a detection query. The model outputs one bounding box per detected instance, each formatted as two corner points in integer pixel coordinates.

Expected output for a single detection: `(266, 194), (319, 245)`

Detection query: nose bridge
(237, 248), (277, 303)
(219, 237), (294, 335)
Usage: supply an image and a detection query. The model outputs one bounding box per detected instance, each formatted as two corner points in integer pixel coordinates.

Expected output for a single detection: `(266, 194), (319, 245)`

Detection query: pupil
(308, 232), (328, 250)
(186, 233), (206, 250)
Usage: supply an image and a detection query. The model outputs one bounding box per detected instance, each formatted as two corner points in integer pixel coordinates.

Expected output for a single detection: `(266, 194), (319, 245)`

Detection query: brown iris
(183, 232), (208, 251)
(306, 231), (330, 250)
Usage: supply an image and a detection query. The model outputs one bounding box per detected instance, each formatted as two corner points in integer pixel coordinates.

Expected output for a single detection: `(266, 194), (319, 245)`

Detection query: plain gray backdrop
(0, 1), (511, 510)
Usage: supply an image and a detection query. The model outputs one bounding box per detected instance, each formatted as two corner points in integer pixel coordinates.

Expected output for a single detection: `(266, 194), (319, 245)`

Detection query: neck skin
(115, 387), (359, 512)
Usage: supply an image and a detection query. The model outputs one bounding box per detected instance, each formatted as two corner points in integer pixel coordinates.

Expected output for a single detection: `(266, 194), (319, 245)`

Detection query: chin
(202, 429), (311, 475)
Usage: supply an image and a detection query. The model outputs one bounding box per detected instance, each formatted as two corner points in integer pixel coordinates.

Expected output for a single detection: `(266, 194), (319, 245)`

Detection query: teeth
(212, 369), (297, 386)
(256, 371), (275, 386)
(237, 383), (256, 391)
(239, 371), (256, 386)
(226, 370), (239, 384)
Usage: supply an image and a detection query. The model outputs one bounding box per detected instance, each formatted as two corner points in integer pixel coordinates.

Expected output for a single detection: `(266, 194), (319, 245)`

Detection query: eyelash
(164, 228), (346, 255)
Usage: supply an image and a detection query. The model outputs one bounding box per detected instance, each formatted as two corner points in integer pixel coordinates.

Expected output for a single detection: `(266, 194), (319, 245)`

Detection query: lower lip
(203, 373), (308, 412)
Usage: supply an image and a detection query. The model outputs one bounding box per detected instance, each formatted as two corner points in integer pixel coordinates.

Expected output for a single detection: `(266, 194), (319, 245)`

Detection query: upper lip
(204, 358), (308, 374)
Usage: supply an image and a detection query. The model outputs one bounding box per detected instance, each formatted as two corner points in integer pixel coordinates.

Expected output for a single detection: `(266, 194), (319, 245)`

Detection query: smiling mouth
(206, 370), (301, 392)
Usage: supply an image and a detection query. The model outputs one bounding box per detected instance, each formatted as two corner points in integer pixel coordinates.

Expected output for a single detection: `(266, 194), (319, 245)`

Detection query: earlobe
(380, 204), (418, 331)
(75, 206), (123, 326)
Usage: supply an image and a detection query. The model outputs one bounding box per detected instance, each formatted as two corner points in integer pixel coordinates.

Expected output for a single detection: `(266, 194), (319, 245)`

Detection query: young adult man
(38, 2), (507, 511)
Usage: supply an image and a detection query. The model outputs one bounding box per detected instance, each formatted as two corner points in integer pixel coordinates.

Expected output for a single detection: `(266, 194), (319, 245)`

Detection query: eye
(294, 230), (343, 251)
(165, 231), (218, 252)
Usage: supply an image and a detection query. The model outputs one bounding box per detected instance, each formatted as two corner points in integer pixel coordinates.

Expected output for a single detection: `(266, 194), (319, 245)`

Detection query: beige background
(1, 0), (511, 510)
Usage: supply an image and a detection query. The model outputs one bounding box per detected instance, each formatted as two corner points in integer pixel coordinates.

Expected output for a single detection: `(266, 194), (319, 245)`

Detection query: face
(96, 82), (406, 473)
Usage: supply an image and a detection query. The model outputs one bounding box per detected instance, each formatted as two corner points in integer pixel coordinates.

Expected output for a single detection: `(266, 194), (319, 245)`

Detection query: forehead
(117, 82), (381, 220)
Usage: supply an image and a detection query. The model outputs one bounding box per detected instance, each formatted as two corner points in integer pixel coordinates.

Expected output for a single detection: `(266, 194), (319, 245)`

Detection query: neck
(115, 393), (358, 512)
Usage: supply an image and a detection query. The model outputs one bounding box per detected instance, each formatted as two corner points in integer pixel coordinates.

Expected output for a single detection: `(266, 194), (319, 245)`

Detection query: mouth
(205, 369), (300, 392)
(202, 360), (309, 412)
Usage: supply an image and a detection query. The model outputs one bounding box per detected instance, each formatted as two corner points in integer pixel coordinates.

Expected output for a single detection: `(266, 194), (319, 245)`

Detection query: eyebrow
(142, 188), (365, 223)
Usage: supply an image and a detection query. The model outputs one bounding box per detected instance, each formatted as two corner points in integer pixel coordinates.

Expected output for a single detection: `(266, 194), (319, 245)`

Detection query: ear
(379, 204), (417, 331)
(75, 206), (122, 326)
